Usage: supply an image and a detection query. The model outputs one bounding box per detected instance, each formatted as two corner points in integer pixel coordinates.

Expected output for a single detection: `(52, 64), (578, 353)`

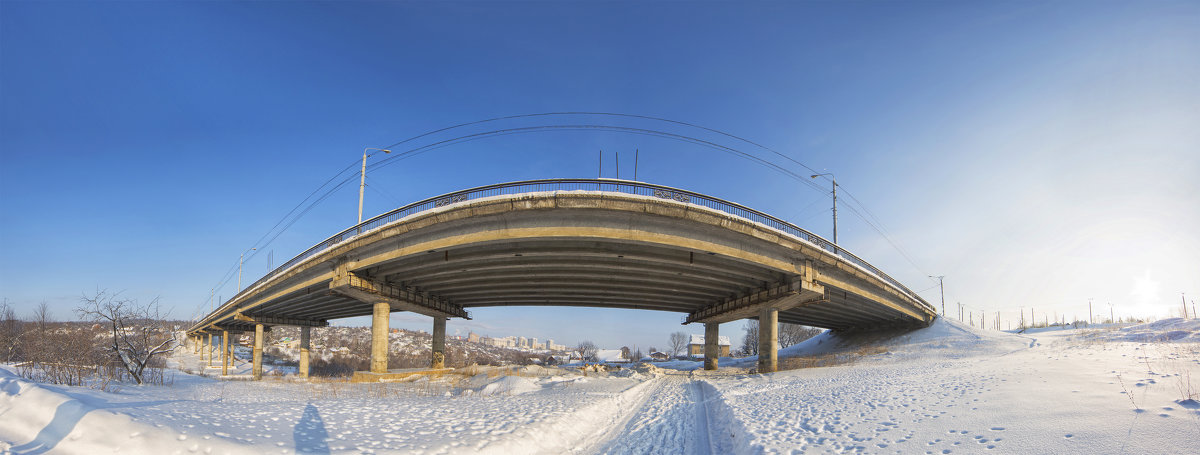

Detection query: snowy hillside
(2, 317), (1197, 454)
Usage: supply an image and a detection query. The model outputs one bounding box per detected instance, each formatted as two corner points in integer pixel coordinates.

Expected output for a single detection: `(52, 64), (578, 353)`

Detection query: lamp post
(238, 247), (257, 291)
(930, 275), (945, 316)
(359, 147), (392, 224)
(809, 173), (838, 244)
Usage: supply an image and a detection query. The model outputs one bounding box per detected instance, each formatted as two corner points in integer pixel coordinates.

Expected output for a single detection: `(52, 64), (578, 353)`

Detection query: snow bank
(1096, 318), (1200, 343)
(475, 376), (542, 396)
(0, 368), (252, 454)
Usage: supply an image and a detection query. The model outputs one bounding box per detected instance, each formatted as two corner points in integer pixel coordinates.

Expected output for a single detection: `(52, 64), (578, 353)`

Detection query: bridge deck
(192, 180), (935, 337)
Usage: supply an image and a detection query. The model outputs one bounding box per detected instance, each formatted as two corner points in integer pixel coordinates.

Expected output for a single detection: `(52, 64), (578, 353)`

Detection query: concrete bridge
(186, 179), (936, 378)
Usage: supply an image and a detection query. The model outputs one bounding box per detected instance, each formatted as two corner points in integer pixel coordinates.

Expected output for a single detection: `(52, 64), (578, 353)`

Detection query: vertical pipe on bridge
(221, 330), (229, 376)
(253, 323), (264, 380)
(704, 323), (719, 371)
(431, 317), (447, 369)
(371, 302), (390, 373)
(758, 308), (779, 373)
(299, 326), (311, 379)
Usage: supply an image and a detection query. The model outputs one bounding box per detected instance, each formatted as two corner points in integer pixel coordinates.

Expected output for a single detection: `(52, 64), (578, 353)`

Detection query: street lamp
(359, 147), (392, 224)
(238, 247), (257, 291)
(810, 173), (838, 244)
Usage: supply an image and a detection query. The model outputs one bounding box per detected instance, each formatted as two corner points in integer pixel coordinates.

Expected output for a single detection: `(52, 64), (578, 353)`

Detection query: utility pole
(1109, 302), (1114, 324)
(810, 173), (838, 244)
(1184, 293), (1190, 319)
(238, 248), (257, 291)
(1089, 298), (1093, 324)
(930, 275), (946, 316)
(633, 149), (639, 181)
(359, 148), (391, 224)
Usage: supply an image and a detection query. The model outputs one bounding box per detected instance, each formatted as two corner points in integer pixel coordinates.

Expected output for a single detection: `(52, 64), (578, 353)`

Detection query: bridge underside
(225, 237), (923, 332)
(192, 187), (936, 377)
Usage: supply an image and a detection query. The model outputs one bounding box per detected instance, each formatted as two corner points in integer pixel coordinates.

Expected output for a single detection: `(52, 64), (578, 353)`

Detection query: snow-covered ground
(2, 318), (1197, 454)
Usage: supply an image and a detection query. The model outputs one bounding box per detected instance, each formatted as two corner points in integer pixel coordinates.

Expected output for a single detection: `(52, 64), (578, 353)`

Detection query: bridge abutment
(253, 323), (264, 380)
(371, 302), (390, 373)
(299, 326), (311, 379)
(704, 323), (719, 370)
(431, 317), (446, 369)
(758, 307), (779, 373)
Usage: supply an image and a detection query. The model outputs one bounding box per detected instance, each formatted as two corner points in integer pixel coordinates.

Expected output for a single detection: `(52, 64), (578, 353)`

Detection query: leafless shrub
(75, 289), (175, 385)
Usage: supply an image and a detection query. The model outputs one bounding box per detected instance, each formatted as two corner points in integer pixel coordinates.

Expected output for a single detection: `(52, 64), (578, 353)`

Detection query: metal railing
(203, 179), (933, 327)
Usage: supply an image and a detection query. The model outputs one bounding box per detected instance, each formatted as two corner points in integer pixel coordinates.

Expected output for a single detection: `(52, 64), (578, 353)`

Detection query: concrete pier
(252, 323), (264, 380)
(371, 302), (390, 373)
(299, 326), (310, 379)
(704, 322), (719, 370)
(206, 333), (213, 367)
(758, 307), (779, 373)
(221, 330), (230, 376)
(431, 317), (446, 369)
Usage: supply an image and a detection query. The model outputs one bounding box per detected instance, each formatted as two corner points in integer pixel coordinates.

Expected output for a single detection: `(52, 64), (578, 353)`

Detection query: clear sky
(2, 1), (1198, 351)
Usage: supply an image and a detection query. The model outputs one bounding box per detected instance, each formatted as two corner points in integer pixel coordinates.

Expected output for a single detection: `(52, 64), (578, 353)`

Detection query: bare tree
(0, 299), (23, 362)
(779, 323), (821, 348)
(75, 289), (175, 385)
(34, 301), (52, 333)
(619, 346), (631, 361)
(742, 320), (759, 355)
(576, 340), (598, 362)
(668, 332), (688, 358)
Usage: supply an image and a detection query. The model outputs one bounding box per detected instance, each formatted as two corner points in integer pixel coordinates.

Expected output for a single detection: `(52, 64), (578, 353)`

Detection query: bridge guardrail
(204, 179), (934, 327)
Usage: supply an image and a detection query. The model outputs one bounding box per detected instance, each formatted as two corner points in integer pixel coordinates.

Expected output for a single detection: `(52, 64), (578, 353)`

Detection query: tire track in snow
(691, 378), (716, 454)
(590, 374), (736, 454)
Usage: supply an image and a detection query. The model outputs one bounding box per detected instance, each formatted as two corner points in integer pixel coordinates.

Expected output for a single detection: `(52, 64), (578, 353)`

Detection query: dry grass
(776, 345), (889, 372)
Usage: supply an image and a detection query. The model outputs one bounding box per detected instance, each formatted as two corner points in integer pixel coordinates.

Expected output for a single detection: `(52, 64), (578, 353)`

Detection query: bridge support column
(206, 333), (213, 367)
(371, 302), (390, 373)
(431, 317), (446, 369)
(193, 335), (199, 354)
(757, 307), (779, 374)
(252, 323), (264, 380)
(704, 322), (719, 370)
(299, 326), (311, 379)
(221, 330), (230, 376)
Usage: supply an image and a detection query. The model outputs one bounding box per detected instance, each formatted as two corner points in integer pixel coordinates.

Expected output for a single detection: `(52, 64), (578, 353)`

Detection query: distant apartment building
(687, 334), (731, 358)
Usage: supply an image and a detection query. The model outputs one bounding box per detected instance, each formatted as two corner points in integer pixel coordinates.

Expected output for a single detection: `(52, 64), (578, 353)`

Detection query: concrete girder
(441, 286), (713, 304)
(816, 267), (935, 324)
(392, 257), (771, 291)
(412, 269), (736, 295)
(457, 298), (704, 312)
(685, 278), (825, 325)
(233, 312), (329, 328)
(370, 243), (783, 286)
(330, 266), (469, 320)
(426, 280), (723, 301)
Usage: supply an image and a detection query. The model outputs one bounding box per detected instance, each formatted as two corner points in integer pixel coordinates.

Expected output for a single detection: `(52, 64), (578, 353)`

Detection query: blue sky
(2, 1), (1198, 350)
